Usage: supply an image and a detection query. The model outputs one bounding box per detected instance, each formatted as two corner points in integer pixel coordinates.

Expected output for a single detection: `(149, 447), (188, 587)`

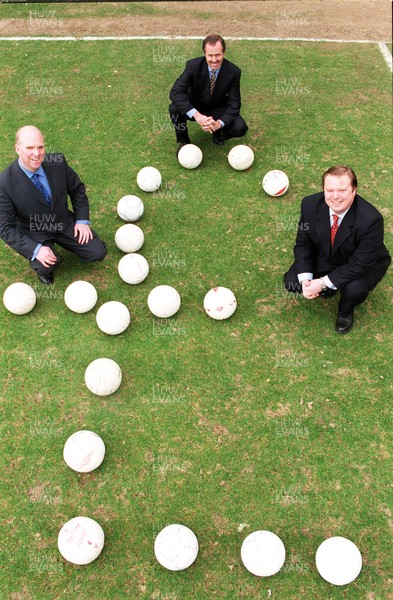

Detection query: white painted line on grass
(0, 36), (78, 41)
(57, 36), (389, 44)
(0, 35), (389, 43)
(377, 42), (393, 72)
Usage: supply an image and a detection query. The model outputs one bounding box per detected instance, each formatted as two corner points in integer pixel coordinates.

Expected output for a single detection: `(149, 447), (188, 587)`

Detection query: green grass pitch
(0, 36), (392, 600)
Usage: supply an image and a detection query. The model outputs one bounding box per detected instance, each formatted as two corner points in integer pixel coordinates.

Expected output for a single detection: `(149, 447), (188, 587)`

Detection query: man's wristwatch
(319, 278), (328, 291)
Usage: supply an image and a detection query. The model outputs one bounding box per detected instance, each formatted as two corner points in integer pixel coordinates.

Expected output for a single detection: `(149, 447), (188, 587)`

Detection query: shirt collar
(18, 158), (46, 179)
(329, 207), (350, 221)
(208, 65), (221, 76)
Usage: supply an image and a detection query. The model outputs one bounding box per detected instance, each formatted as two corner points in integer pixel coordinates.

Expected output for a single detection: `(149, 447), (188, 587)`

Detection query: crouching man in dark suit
(0, 125), (107, 285)
(283, 166), (391, 334)
(169, 34), (248, 148)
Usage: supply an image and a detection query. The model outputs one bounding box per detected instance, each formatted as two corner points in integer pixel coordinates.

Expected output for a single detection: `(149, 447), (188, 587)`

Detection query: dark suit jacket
(290, 192), (391, 289)
(169, 57), (242, 127)
(0, 154), (89, 260)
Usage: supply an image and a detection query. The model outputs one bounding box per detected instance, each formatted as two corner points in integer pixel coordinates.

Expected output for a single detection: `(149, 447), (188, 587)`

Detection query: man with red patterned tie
(283, 166), (390, 333)
(169, 34), (248, 149)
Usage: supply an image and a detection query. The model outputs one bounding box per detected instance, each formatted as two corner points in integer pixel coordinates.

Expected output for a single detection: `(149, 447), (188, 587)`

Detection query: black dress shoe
(335, 311), (354, 334)
(212, 130), (225, 145)
(319, 288), (337, 299)
(37, 273), (54, 285)
(177, 135), (191, 146)
(176, 137), (191, 156)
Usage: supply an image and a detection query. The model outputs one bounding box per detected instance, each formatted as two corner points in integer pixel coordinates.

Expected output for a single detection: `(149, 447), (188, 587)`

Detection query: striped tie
(330, 214), (339, 247)
(209, 70), (217, 96)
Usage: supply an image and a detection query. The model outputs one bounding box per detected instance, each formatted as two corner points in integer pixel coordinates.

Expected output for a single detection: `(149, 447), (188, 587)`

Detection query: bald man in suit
(283, 166), (391, 333)
(0, 126), (106, 284)
(169, 34), (248, 148)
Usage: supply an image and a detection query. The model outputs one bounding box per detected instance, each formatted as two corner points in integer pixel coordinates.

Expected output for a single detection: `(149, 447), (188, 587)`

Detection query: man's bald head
(15, 125), (44, 146)
(15, 126), (46, 172)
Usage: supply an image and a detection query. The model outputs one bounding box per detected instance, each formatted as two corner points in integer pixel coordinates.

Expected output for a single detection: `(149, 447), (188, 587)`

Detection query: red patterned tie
(210, 70), (217, 96)
(330, 214), (339, 247)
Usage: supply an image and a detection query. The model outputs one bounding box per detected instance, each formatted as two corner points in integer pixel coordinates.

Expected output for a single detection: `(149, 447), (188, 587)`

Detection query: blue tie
(31, 173), (51, 205)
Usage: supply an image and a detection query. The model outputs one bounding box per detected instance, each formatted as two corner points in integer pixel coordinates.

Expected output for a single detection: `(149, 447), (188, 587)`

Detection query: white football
(63, 430), (105, 473)
(58, 516), (104, 565)
(262, 170), (289, 196)
(315, 536), (362, 586)
(178, 144), (203, 169)
(137, 166), (162, 192)
(241, 530), (286, 577)
(203, 286), (237, 320)
(96, 301), (130, 335)
(84, 357), (122, 396)
(147, 285), (181, 318)
(154, 524), (199, 571)
(115, 224), (144, 253)
(64, 280), (98, 314)
(3, 282), (36, 315)
(228, 144), (254, 170)
(116, 195), (144, 222)
(118, 253), (149, 284)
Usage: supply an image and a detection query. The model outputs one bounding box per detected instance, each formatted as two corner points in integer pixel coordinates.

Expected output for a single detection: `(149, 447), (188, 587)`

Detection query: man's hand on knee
(36, 246), (58, 267)
(74, 223), (93, 245)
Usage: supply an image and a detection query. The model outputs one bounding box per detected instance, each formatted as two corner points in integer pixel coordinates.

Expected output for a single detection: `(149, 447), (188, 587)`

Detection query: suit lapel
(203, 59), (227, 103)
(331, 203), (355, 256)
(202, 62), (211, 102)
(42, 159), (57, 210)
(316, 200), (331, 257)
(210, 59), (226, 100)
(14, 165), (50, 208)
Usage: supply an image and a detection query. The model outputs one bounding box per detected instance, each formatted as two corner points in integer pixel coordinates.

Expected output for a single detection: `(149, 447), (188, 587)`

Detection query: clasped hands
(194, 111), (222, 133)
(302, 278), (325, 299)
